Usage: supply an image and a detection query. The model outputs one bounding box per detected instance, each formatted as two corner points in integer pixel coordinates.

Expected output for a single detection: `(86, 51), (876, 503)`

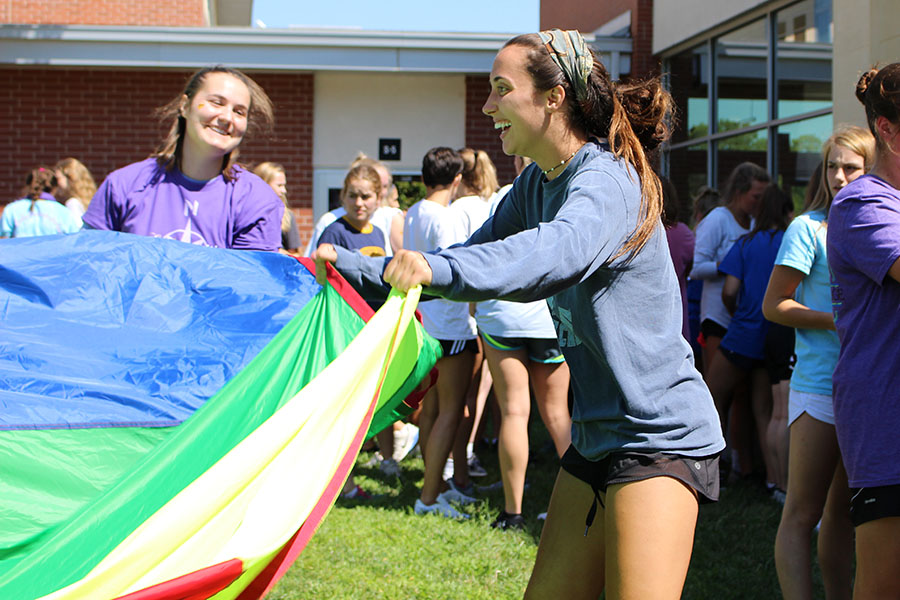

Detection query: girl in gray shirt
(316, 29), (724, 600)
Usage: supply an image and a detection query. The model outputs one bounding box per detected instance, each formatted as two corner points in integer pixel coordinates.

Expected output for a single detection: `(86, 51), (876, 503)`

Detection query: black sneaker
(490, 511), (526, 531)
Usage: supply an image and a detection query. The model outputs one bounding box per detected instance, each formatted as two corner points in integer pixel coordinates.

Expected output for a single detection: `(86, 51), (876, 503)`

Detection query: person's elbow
(761, 291), (780, 323)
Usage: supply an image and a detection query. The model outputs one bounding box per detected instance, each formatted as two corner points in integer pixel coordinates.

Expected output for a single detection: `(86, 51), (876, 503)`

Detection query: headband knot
(538, 29), (593, 101)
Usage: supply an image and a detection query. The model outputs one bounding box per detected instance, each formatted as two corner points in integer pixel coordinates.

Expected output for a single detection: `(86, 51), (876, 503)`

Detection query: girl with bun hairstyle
(317, 29), (724, 597)
(83, 66), (283, 250)
(825, 64), (900, 599)
(765, 126), (874, 600)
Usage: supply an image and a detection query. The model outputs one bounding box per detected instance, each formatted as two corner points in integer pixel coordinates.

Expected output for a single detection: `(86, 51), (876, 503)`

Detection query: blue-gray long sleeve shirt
(335, 141), (724, 460)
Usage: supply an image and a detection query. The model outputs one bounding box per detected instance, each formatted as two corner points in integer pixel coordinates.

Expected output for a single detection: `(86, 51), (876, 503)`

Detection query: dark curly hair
(504, 34), (675, 259)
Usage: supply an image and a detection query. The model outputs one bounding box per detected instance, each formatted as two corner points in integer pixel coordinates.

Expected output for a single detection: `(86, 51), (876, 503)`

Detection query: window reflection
(716, 19), (767, 134)
(717, 129), (769, 189)
(776, 0), (832, 120)
(667, 143), (708, 215)
(668, 45), (709, 144)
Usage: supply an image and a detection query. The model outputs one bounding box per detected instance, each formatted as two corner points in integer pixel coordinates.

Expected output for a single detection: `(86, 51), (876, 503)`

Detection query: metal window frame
(661, 0), (833, 189)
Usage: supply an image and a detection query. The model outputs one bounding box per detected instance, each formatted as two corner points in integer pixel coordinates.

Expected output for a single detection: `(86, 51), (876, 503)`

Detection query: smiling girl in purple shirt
(84, 67), (283, 251)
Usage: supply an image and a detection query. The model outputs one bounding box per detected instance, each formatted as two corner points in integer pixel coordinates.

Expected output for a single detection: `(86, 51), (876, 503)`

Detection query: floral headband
(538, 29), (593, 101)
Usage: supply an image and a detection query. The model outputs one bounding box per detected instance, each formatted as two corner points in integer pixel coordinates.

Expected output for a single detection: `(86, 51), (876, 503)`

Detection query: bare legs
(418, 351), (475, 505)
(854, 517), (900, 599)
(774, 413), (852, 600)
(484, 344), (571, 515)
(768, 379), (791, 493)
(525, 469), (698, 599)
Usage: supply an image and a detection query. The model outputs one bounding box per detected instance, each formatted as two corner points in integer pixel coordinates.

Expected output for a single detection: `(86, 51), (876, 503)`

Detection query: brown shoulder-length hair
(22, 166), (58, 212)
(503, 33), (674, 260)
(152, 66), (274, 181)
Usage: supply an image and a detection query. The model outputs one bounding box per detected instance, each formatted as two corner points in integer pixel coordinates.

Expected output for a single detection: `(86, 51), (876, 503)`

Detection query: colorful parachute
(0, 231), (440, 599)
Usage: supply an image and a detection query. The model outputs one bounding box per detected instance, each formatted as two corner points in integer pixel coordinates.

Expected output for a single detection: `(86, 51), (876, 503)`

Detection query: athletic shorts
(764, 323), (795, 384)
(480, 332), (564, 364)
(849, 484), (900, 527)
(719, 346), (766, 371)
(560, 445), (720, 533)
(437, 338), (478, 357)
(700, 319), (727, 340)
(788, 389), (834, 426)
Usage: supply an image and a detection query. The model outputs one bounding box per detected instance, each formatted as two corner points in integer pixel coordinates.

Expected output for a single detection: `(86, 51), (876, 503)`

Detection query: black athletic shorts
(437, 338), (478, 357)
(849, 484), (900, 527)
(480, 332), (564, 364)
(560, 445), (720, 533)
(700, 319), (727, 340)
(719, 346), (766, 371)
(764, 323), (796, 384)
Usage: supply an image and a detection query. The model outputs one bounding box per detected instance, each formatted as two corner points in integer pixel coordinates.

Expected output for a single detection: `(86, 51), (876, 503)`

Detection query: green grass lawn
(267, 424), (820, 599)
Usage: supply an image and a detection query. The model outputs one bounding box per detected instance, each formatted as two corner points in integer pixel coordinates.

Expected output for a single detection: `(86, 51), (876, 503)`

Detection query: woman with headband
(315, 30), (724, 598)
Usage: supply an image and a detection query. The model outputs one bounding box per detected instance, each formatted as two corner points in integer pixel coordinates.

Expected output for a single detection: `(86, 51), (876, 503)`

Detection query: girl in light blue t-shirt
(762, 126), (874, 600)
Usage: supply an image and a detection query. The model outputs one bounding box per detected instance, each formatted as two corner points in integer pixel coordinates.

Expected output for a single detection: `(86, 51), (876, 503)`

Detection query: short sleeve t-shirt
(691, 206), (752, 329)
(318, 218), (386, 257)
(775, 210), (838, 395)
(827, 174), (900, 487)
(1, 194), (82, 238)
(718, 229), (784, 360)
(83, 158), (283, 251)
(404, 199), (476, 341)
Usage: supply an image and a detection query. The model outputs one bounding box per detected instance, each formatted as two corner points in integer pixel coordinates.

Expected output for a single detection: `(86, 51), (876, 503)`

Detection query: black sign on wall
(379, 138), (401, 161)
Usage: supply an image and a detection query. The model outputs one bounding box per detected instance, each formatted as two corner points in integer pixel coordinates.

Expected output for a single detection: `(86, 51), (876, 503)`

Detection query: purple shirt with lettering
(827, 174), (900, 488)
(84, 158), (283, 251)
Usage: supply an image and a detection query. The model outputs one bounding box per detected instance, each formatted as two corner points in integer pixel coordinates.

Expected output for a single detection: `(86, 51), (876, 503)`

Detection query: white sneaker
(537, 512), (547, 521)
(414, 498), (467, 519)
(380, 457), (401, 477)
(438, 487), (477, 506)
(392, 423), (419, 462)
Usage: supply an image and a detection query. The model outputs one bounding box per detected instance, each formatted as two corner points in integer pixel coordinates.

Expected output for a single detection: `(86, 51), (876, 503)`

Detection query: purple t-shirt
(827, 174), (900, 488)
(665, 222), (695, 341)
(84, 158), (283, 251)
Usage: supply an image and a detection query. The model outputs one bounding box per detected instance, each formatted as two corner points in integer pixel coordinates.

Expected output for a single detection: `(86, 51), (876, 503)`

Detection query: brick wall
(0, 67), (315, 244)
(1, 0), (207, 26)
(465, 75), (516, 185)
(540, 0), (659, 78)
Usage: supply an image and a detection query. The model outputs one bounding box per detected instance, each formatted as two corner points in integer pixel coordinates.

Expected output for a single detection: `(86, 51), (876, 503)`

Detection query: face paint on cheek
(197, 104), (204, 108)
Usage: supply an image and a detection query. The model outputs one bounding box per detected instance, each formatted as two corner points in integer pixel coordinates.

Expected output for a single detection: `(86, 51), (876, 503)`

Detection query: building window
(663, 0), (832, 210)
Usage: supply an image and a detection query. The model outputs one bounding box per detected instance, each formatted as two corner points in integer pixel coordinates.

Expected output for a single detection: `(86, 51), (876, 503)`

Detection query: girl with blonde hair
(54, 157), (97, 219)
(253, 161), (302, 254)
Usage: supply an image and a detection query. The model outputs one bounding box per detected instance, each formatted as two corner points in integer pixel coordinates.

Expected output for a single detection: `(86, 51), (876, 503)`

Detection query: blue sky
(251, 0), (540, 33)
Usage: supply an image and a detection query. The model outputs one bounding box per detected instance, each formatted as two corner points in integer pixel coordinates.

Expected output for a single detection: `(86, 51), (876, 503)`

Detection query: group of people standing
(669, 71), (898, 599)
(2, 27), (899, 599)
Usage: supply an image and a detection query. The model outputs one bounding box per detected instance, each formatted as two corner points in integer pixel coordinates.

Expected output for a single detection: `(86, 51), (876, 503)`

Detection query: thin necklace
(542, 151), (577, 177)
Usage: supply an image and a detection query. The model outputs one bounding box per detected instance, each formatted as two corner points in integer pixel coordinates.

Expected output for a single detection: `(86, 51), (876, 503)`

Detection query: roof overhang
(0, 25), (630, 74)
(208, 0), (253, 27)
